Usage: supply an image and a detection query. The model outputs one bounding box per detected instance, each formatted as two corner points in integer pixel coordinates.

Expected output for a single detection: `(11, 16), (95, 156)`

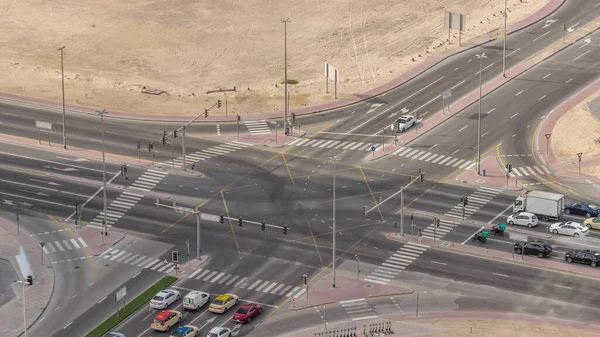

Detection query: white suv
(150, 289), (181, 309)
(507, 212), (538, 228)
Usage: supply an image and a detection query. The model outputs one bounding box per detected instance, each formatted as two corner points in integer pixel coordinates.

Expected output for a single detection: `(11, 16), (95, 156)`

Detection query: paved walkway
(0, 216), (54, 337)
(456, 155), (523, 191)
(0, 0), (565, 123)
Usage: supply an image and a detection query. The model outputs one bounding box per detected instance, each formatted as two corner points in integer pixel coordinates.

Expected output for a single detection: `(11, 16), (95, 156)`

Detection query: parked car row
(146, 289), (262, 335)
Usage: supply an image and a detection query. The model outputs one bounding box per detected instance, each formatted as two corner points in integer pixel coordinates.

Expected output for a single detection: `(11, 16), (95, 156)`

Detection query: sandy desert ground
(552, 90), (600, 177)
(0, 0), (549, 116)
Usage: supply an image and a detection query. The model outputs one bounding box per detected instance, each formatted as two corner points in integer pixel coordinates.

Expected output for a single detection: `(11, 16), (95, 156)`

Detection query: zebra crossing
(511, 165), (551, 177)
(88, 169), (168, 230)
(187, 268), (306, 299)
(160, 141), (252, 168)
(340, 299), (377, 320)
(244, 120), (272, 135)
(42, 238), (88, 253)
(420, 219), (457, 241)
(363, 242), (429, 285)
(445, 186), (502, 220)
(287, 138), (476, 169)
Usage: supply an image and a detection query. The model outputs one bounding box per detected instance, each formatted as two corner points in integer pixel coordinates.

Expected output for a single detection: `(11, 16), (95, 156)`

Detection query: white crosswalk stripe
(244, 120), (272, 135)
(88, 170), (166, 230)
(42, 237), (89, 253)
(160, 141), (253, 168)
(363, 242), (428, 285)
(444, 186), (502, 221)
(340, 298), (376, 318)
(510, 165), (551, 177)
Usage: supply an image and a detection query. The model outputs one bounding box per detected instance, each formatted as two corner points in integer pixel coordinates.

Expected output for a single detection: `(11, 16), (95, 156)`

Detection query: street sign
(442, 89), (451, 100)
(163, 258), (168, 264)
(577, 152), (583, 162)
(545, 134), (551, 139)
(201, 213), (220, 222)
(35, 121), (52, 131)
(191, 164), (196, 170)
(174, 206), (195, 213)
(116, 286), (127, 301)
(371, 146), (376, 152)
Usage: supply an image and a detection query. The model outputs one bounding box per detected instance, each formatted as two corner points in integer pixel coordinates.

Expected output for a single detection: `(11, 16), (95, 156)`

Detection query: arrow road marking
(542, 19), (558, 29)
(580, 38), (591, 48)
(30, 179), (61, 186)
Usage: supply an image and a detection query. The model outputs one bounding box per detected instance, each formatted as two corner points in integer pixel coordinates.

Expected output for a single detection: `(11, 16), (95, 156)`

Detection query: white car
(507, 212), (538, 228)
(396, 115), (415, 132)
(207, 327), (231, 337)
(150, 289), (181, 309)
(549, 221), (589, 237)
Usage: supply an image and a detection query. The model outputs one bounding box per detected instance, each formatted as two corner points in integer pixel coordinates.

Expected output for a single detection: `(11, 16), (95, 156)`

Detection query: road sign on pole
(191, 164), (196, 170)
(577, 152), (583, 175)
(545, 133), (551, 154)
(371, 145), (376, 157)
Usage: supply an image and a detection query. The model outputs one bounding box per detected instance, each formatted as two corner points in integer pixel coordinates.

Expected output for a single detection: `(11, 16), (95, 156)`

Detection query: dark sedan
(564, 202), (600, 217)
(514, 240), (552, 258)
(565, 250), (600, 267)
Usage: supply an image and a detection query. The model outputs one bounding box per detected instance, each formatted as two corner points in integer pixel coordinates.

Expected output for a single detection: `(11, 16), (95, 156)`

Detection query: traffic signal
(76, 203), (82, 216)
(238, 217), (242, 227)
(420, 173), (424, 182)
(461, 196), (469, 206)
(205, 109), (209, 118)
(410, 214), (414, 221)
(120, 164), (127, 176)
(220, 214), (224, 224)
(394, 221), (398, 228)
(162, 131), (167, 145)
(261, 221), (266, 231)
(419, 168), (422, 175)
(237, 115), (241, 121)
(283, 225), (288, 235)
(408, 175), (412, 182)
(174, 129), (178, 138)
(172, 250), (179, 263)
(507, 163), (513, 173)
(148, 142), (152, 152)
(217, 99), (222, 108)
(362, 206), (367, 215)
(435, 218), (440, 227)
(26, 275), (33, 285)
(137, 140), (141, 150)
(302, 273), (308, 285)
(291, 113), (296, 123)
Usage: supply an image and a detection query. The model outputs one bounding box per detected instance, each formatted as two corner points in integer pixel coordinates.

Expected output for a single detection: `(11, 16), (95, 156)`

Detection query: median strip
(85, 275), (178, 337)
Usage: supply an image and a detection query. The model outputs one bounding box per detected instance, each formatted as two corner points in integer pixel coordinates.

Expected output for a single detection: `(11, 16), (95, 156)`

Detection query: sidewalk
(456, 155), (523, 191)
(0, 1), (565, 123)
(72, 225), (125, 256)
(387, 233), (600, 279)
(0, 216), (54, 337)
(290, 272), (412, 311)
(365, 142), (401, 162)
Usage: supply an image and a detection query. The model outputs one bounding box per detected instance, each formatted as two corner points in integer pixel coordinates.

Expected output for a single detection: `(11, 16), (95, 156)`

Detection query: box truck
(513, 190), (565, 221)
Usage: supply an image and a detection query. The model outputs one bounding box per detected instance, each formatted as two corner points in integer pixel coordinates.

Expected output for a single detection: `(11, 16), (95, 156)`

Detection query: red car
(232, 303), (262, 323)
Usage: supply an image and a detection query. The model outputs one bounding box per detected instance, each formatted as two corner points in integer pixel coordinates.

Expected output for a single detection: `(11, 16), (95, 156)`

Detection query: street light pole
(96, 109), (109, 244)
(281, 18), (291, 136)
(475, 53), (487, 175)
(400, 188), (404, 235)
(329, 156), (338, 288)
(58, 46), (67, 149)
(17, 280), (27, 337)
(196, 212), (201, 259)
(503, 0), (507, 77)
(355, 254), (360, 284)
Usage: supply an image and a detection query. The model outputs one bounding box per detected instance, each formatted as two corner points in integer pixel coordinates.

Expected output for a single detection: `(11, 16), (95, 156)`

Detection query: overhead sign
(201, 213), (221, 222)
(116, 286), (127, 301)
(174, 206), (195, 213)
(35, 121), (52, 131)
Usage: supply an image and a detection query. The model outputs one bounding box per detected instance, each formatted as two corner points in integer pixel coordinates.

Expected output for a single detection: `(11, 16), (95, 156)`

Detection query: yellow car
(209, 293), (239, 313)
(583, 216), (600, 230)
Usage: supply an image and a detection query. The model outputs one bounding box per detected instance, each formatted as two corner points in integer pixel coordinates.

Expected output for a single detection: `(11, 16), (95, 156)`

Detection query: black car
(565, 250), (600, 267)
(514, 240), (552, 258)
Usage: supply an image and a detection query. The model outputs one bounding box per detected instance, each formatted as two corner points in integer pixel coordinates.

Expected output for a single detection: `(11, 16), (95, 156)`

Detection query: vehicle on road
(183, 290), (210, 311)
(513, 191), (564, 221)
(514, 240), (552, 258)
(170, 325), (199, 337)
(150, 289), (181, 309)
(395, 115), (415, 132)
(151, 310), (182, 332)
(549, 221), (588, 237)
(209, 294), (239, 313)
(491, 223), (506, 236)
(583, 216), (600, 229)
(233, 303), (263, 323)
(207, 327), (231, 337)
(472, 231), (488, 243)
(564, 202), (600, 217)
(506, 212), (538, 228)
(565, 250), (600, 267)
(105, 333), (126, 337)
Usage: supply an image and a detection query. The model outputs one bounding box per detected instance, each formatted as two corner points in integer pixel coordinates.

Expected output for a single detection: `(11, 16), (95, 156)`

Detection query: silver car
(507, 212), (538, 228)
(150, 289), (181, 309)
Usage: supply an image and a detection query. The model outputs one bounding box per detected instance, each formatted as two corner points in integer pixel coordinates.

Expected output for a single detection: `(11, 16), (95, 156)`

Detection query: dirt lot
(551, 89), (600, 177)
(0, 0), (549, 116)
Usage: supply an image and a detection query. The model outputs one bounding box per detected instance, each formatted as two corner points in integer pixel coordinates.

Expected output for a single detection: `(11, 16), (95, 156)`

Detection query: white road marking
(352, 315), (378, 321)
(515, 90), (523, 96)
(543, 73), (551, 79)
(533, 31), (551, 42)
(538, 95), (546, 101)
(458, 125), (468, 132)
(431, 261), (447, 265)
(506, 48), (520, 57)
(486, 108), (495, 114)
(462, 226), (486, 245)
(566, 78), (573, 83)
(510, 113), (518, 119)
(555, 284), (572, 289)
(573, 50), (591, 61)
(493, 273), (510, 278)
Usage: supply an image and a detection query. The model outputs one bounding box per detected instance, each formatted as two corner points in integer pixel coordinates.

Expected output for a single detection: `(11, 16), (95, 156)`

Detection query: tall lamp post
(329, 156), (339, 288)
(17, 280), (27, 337)
(475, 53), (487, 176)
(96, 109), (109, 244)
(502, 0), (507, 77)
(281, 18), (291, 136)
(58, 46), (67, 149)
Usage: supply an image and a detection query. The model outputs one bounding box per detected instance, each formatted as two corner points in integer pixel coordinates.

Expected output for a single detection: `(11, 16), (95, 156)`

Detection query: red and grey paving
(456, 155), (523, 191)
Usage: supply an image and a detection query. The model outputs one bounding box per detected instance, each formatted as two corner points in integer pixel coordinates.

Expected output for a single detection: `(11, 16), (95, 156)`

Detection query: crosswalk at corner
(160, 141), (253, 168)
(363, 242), (429, 285)
(88, 169), (168, 230)
(511, 165), (551, 177)
(339, 298), (377, 321)
(445, 186), (502, 220)
(244, 120), (272, 135)
(420, 219), (457, 241)
(42, 238), (88, 253)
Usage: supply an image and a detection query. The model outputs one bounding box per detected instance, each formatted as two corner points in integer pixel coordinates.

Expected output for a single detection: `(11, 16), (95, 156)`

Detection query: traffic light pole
(182, 126), (186, 171)
(154, 200), (202, 260)
(196, 212), (201, 259)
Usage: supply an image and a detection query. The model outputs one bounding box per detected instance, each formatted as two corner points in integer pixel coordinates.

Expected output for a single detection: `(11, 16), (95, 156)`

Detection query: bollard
(363, 325), (366, 336)
(483, 169), (486, 176)
(353, 326), (357, 337)
(379, 322), (383, 332)
(369, 324), (373, 334)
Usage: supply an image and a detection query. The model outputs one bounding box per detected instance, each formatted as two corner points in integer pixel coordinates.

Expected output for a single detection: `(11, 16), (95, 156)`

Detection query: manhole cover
(364, 284), (373, 288)
(441, 242), (451, 246)
(104, 264), (110, 267)
(74, 266), (80, 269)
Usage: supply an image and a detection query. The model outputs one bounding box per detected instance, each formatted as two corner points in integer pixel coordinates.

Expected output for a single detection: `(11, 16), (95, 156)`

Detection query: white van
(183, 290), (210, 311)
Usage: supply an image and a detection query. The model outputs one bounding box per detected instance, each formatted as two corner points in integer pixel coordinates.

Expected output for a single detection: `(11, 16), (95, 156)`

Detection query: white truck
(513, 190), (565, 221)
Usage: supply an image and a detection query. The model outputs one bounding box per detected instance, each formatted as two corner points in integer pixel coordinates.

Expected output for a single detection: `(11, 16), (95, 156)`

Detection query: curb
(289, 290), (414, 312)
(0, 1), (566, 123)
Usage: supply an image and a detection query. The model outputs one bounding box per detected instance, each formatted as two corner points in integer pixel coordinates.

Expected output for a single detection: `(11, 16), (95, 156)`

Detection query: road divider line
(431, 261), (447, 265)
(493, 273), (510, 278)
(555, 284), (572, 289)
